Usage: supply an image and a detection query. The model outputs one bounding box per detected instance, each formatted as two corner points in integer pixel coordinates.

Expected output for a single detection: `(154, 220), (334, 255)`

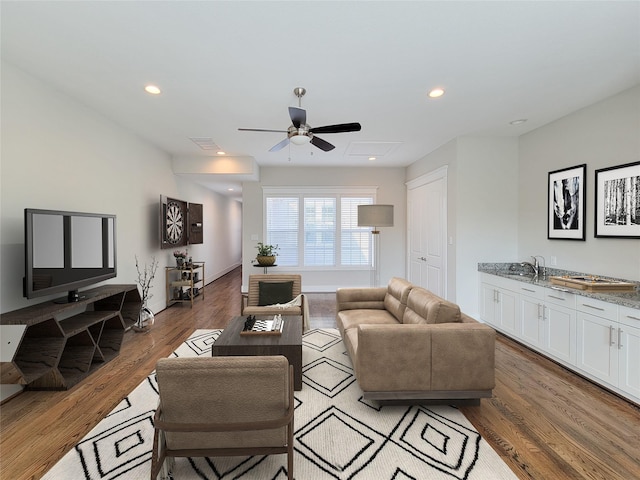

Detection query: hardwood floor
(1, 267), (638, 479)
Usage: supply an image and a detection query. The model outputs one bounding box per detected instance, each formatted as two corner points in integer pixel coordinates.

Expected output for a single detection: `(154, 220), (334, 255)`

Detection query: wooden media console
(0, 284), (141, 390)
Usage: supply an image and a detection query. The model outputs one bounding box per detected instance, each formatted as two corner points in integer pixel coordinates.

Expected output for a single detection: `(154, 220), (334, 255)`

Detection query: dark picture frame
(594, 161), (640, 238)
(548, 164), (586, 240)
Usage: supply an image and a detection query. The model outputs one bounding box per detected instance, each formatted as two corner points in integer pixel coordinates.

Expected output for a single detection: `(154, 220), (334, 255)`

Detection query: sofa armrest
(355, 324), (433, 392)
(336, 287), (387, 312)
(430, 323), (495, 391)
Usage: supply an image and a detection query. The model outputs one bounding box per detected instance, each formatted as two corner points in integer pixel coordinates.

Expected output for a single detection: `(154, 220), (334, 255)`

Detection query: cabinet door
(479, 283), (498, 326)
(577, 312), (618, 385)
(544, 303), (576, 364)
(497, 288), (519, 335)
(520, 295), (543, 348)
(618, 322), (640, 400)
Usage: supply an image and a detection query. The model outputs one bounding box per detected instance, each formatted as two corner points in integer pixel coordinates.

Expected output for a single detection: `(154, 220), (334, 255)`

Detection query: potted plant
(173, 249), (187, 267)
(255, 242), (279, 266)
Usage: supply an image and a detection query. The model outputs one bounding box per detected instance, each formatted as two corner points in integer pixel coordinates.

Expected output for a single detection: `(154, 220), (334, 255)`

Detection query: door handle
(618, 328), (623, 349)
(609, 326), (616, 346)
(418, 256), (427, 261)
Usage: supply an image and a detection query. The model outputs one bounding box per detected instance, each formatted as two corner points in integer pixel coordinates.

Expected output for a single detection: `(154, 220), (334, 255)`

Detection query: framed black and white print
(594, 161), (640, 238)
(548, 164), (586, 240)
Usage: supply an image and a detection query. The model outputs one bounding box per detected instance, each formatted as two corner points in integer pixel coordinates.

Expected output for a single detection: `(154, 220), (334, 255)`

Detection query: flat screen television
(24, 208), (117, 303)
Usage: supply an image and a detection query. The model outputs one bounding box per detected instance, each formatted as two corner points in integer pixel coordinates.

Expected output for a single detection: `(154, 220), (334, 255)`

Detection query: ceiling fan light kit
(239, 87), (361, 153)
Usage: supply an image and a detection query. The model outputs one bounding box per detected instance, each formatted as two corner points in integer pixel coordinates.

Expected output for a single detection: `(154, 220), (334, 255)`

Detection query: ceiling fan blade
(238, 128), (287, 133)
(289, 107), (306, 128)
(269, 137), (290, 152)
(310, 122), (361, 134)
(310, 135), (335, 152)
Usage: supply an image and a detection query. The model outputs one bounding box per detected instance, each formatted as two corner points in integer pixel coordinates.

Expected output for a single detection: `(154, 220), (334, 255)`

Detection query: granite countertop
(478, 263), (640, 310)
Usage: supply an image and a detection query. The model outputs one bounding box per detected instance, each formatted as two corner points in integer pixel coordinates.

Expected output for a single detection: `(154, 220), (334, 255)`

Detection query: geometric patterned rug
(42, 329), (518, 480)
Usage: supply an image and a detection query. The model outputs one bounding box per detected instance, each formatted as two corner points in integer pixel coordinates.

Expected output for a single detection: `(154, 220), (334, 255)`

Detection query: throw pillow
(258, 281), (294, 306)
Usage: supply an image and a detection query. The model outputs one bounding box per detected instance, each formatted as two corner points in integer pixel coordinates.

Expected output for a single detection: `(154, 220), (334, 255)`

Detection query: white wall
(518, 85), (640, 281)
(405, 85), (639, 319)
(456, 137), (519, 314)
(406, 137), (519, 315)
(241, 166), (406, 291)
(0, 61), (242, 316)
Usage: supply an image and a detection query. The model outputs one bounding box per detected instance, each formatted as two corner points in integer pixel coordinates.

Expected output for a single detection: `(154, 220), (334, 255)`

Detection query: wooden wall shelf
(0, 284), (140, 390)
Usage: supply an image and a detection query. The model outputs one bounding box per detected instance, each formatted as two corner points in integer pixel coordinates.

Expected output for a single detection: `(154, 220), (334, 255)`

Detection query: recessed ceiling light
(228, 188), (234, 191)
(510, 119), (528, 125)
(368, 157), (376, 161)
(428, 87), (445, 98)
(217, 151), (226, 155)
(144, 85), (161, 95)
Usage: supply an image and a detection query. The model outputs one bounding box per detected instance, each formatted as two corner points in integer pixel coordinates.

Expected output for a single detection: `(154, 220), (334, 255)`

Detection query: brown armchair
(241, 274), (309, 332)
(151, 356), (294, 480)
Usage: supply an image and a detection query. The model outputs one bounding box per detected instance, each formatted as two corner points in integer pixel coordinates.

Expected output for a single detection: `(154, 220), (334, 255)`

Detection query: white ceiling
(2, 1), (639, 198)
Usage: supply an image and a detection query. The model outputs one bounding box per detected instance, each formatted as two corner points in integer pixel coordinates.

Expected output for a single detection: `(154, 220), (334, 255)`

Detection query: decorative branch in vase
(134, 255), (159, 332)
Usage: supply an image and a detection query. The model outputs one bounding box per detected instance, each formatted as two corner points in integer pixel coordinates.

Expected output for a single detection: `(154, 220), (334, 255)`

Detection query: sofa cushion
(337, 309), (399, 336)
(258, 281), (293, 306)
(403, 287), (461, 324)
(383, 277), (414, 322)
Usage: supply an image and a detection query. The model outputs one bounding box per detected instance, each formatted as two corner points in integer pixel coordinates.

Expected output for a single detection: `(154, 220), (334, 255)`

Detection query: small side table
(253, 264), (278, 274)
(166, 262), (205, 308)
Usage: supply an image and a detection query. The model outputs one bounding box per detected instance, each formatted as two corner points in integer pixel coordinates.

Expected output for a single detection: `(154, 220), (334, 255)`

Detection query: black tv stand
(0, 284), (141, 390)
(53, 289), (82, 304)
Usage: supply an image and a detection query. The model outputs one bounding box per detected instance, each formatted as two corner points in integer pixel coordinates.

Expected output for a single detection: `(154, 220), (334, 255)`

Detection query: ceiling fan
(238, 87), (361, 152)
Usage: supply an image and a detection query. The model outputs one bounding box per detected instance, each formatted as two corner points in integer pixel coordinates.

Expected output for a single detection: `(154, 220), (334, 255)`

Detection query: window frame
(263, 186), (377, 271)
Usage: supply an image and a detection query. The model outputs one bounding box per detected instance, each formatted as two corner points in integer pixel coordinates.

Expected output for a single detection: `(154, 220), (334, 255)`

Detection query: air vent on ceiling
(346, 142), (402, 157)
(189, 137), (220, 151)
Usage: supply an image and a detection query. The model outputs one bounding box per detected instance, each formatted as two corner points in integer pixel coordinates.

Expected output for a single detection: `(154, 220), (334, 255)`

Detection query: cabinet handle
(626, 315), (640, 321)
(547, 295), (565, 301)
(494, 289), (499, 303)
(618, 328), (623, 349)
(538, 303), (543, 320)
(609, 326), (616, 346)
(522, 288), (536, 293)
(582, 303), (605, 311)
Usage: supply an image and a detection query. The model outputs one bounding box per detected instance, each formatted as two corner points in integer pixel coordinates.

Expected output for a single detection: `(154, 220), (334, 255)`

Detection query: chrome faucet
(533, 255), (546, 277)
(520, 256), (540, 277)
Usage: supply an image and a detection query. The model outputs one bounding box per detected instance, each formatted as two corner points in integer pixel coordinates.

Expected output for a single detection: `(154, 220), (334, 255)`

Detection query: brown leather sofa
(336, 277), (495, 402)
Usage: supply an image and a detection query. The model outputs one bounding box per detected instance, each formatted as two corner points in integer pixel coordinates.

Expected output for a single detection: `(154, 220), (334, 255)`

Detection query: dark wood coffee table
(212, 315), (303, 390)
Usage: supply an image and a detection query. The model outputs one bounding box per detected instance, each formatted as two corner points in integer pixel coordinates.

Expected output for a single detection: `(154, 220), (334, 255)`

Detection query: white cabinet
(518, 284), (545, 349)
(519, 284), (576, 364)
(478, 272), (639, 404)
(543, 289), (577, 364)
(577, 309), (618, 385)
(618, 306), (640, 400)
(479, 274), (519, 335)
(576, 297), (640, 402)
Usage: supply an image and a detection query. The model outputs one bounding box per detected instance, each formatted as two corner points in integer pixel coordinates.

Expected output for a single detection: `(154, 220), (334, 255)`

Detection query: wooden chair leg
(150, 429), (166, 480)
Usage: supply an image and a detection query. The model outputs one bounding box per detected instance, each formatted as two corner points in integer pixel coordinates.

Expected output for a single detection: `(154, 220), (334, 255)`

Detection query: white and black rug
(43, 329), (517, 480)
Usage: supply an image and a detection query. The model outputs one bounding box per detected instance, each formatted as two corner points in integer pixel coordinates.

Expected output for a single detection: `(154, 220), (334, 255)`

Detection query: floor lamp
(358, 204), (394, 287)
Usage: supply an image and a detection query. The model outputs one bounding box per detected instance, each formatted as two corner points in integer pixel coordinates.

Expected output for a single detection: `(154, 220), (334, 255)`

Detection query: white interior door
(407, 167), (447, 298)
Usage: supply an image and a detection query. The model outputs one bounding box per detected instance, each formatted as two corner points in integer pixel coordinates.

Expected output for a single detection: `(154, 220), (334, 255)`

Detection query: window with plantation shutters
(341, 196), (373, 266)
(264, 188), (375, 269)
(266, 197), (298, 267)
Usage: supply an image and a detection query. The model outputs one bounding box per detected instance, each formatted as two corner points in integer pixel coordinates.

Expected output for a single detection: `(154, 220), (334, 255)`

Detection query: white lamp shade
(358, 204), (394, 227)
(290, 134), (311, 145)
